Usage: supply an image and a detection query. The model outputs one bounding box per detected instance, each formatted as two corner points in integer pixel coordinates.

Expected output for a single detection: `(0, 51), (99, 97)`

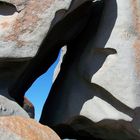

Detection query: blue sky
(25, 54), (60, 121)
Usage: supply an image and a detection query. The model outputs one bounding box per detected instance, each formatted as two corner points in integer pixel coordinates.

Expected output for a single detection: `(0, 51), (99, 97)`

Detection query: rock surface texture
(0, 0), (74, 139)
(80, 0), (140, 131)
(0, 95), (29, 118)
(1, 0), (140, 139)
(40, 0), (140, 139)
(0, 0), (72, 57)
(0, 0), (72, 116)
(0, 116), (60, 140)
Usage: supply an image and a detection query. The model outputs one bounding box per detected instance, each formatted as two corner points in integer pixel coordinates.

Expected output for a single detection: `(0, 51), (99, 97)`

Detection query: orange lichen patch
(0, 116), (60, 140)
(131, 0), (140, 78)
(133, 40), (140, 78)
(4, 0), (54, 47)
(131, 0), (140, 33)
(0, 21), (9, 28)
(0, 14), (17, 29)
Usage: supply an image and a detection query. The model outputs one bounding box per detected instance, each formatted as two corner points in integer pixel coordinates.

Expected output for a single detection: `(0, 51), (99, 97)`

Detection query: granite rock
(6, 0), (140, 139)
(0, 0), (72, 57)
(40, 0), (140, 139)
(9, 0), (96, 105)
(0, 0), (72, 117)
(80, 0), (140, 130)
(0, 116), (60, 140)
(0, 95), (29, 118)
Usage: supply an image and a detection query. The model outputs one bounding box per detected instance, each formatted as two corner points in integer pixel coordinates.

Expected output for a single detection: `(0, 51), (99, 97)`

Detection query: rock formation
(40, 0), (140, 139)
(0, 0), (140, 139)
(0, 0), (72, 116)
(0, 116), (60, 140)
(0, 0), (73, 139)
(0, 95), (29, 118)
(9, 0), (97, 105)
(0, 0), (71, 57)
(40, 0), (104, 125)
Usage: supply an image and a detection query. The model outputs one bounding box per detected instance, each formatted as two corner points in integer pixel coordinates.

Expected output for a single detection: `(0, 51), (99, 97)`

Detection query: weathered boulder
(0, 116), (60, 140)
(0, 0), (72, 117)
(0, 0), (72, 57)
(7, 0), (140, 139)
(80, 0), (140, 131)
(0, 95), (29, 118)
(40, 0), (104, 125)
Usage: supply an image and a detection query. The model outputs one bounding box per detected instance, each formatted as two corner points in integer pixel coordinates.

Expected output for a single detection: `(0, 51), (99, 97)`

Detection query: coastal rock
(0, 0), (72, 57)
(0, 95), (29, 118)
(40, 0), (140, 139)
(80, 0), (140, 131)
(0, 116), (60, 140)
(6, 0), (140, 139)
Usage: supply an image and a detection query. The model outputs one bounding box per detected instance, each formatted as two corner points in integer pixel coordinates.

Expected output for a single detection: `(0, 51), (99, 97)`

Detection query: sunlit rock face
(0, 0), (72, 57)
(39, 0), (140, 139)
(80, 0), (140, 128)
(0, 116), (60, 140)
